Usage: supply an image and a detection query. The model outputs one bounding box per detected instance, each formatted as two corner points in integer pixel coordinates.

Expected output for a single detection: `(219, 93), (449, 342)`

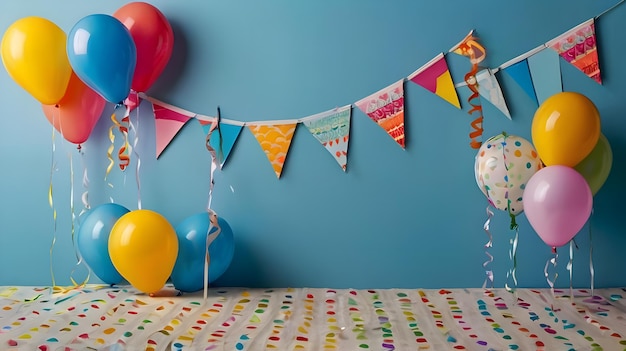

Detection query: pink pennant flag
(248, 123), (297, 178)
(355, 79), (405, 148)
(153, 102), (193, 158)
(547, 19), (601, 84)
(408, 53), (461, 108)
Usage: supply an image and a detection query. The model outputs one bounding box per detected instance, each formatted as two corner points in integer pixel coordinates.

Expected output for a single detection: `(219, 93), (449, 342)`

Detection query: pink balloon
(523, 165), (592, 247)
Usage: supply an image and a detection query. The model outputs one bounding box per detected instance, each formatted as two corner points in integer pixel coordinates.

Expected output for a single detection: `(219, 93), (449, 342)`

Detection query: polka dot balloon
(475, 133), (542, 217)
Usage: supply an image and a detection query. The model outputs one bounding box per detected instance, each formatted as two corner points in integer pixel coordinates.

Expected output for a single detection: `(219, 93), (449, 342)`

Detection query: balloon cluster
(1, 2), (174, 145)
(76, 203), (235, 294)
(476, 92), (612, 248)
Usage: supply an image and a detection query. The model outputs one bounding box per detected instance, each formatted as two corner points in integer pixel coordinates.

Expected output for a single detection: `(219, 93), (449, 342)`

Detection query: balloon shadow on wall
(210, 237), (271, 288)
(147, 20), (189, 97)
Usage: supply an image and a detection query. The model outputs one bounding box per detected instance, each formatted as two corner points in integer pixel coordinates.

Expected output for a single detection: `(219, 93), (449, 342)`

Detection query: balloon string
(544, 247), (558, 297)
(482, 206), (494, 289)
(68, 152), (90, 288)
(458, 35), (486, 149)
(128, 105), (142, 210)
(205, 107), (221, 210)
(505, 225), (519, 295)
(589, 211), (595, 297)
(48, 118), (59, 288)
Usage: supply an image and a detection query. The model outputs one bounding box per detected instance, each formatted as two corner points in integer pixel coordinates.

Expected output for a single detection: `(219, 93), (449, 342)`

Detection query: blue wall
(1, 0), (625, 289)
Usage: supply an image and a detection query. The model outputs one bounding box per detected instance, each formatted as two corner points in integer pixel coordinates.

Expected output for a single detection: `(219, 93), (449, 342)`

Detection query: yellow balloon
(531, 92), (600, 167)
(108, 210), (178, 294)
(1, 16), (72, 105)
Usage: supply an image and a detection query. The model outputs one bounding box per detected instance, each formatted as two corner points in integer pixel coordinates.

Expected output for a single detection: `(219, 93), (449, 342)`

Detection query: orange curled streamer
(111, 111), (131, 171)
(454, 33), (487, 149)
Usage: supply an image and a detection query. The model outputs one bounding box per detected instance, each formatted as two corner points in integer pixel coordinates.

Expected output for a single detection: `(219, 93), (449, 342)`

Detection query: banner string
(482, 205), (494, 289)
(544, 246), (558, 297)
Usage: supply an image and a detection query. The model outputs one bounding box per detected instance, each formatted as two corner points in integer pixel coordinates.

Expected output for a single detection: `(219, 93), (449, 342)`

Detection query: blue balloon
(77, 203), (129, 284)
(67, 14), (136, 104)
(171, 212), (235, 292)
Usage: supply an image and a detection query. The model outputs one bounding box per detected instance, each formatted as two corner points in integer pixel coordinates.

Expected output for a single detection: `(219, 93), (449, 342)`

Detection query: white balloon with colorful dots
(474, 133), (543, 217)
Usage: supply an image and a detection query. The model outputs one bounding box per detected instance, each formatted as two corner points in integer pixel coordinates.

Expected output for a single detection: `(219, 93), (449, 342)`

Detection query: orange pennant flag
(248, 123), (297, 178)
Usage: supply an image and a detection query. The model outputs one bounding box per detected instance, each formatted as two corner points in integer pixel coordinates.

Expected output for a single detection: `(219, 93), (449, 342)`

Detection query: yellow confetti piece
(178, 336), (193, 341)
(96, 338), (105, 345)
(171, 319), (181, 325)
(298, 326), (308, 333)
(18, 334), (32, 339)
(0, 287), (18, 297)
(30, 328), (38, 332)
(164, 325), (174, 331)
(242, 291), (250, 297)
(104, 328), (116, 335)
(146, 347), (155, 351)
(327, 317), (337, 323)
(3, 306), (12, 310)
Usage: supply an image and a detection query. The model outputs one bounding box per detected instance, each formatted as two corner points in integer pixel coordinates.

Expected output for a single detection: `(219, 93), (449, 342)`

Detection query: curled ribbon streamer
(128, 106), (142, 210)
(544, 247), (558, 296)
(455, 34), (486, 149)
(567, 240), (574, 299)
(505, 226), (519, 295)
(79, 147), (90, 217)
(113, 105), (131, 171)
(589, 210), (595, 297)
(202, 107), (223, 302)
(482, 206), (494, 289)
(68, 152), (90, 288)
(105, 114), (116, 190)
(203, 209), (222, 302)
(48, 120), (58, 288)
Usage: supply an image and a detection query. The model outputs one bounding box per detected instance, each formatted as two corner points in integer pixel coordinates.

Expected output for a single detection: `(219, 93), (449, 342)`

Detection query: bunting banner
(355, 79), (405, 149)
(197, 118), (243, 168)
(153, 103), (194, 159)
(475, 69), (511, 119)
(527, 48), (563, 105)
(547, 19), (601, 84)
(302, 105), (351, 171)
(407, 53), (461, 109)
(248, 123), (297, 178)
(449, 30), (487, 149)
(502, 59), (538, 105)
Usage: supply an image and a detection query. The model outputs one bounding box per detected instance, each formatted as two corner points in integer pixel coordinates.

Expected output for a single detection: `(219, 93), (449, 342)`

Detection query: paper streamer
(505, 226), (519, 294)
(589, 218), (595, 297)
(128, 105), (142, 210)
(482, 206), (494, 289)
(450, 31), (487, 149)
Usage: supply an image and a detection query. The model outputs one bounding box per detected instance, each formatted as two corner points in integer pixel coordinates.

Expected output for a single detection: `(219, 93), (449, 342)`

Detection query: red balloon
(113, 2), (174, 93)
(42, 72), (106, 144)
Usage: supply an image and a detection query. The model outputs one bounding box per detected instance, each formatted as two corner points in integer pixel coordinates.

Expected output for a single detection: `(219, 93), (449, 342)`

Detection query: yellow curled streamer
(105, 113), (116, 188)
(111, 108), (131, 171)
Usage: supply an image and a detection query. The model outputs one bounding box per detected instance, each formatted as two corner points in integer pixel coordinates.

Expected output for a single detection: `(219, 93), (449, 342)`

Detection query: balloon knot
(509, 212), (518, 230)
(551, 246), (557, 254)
(77, 144), (82, 151)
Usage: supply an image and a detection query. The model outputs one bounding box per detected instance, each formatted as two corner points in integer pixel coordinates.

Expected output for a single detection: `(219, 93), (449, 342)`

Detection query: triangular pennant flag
(198, 119), (243, 168)
(355, 79), (405, 148)
(450, 30), (486, 64)
(475, 69), (511, 119)
(302, 105), (351, 171)
(528, 48), (562, 105)
(502, 59), (538, 105)
(248, 123), (297, 178)
(153, 102), (193, 158)
(408, 53), (461, 108)
(547, 18), (601, 84)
